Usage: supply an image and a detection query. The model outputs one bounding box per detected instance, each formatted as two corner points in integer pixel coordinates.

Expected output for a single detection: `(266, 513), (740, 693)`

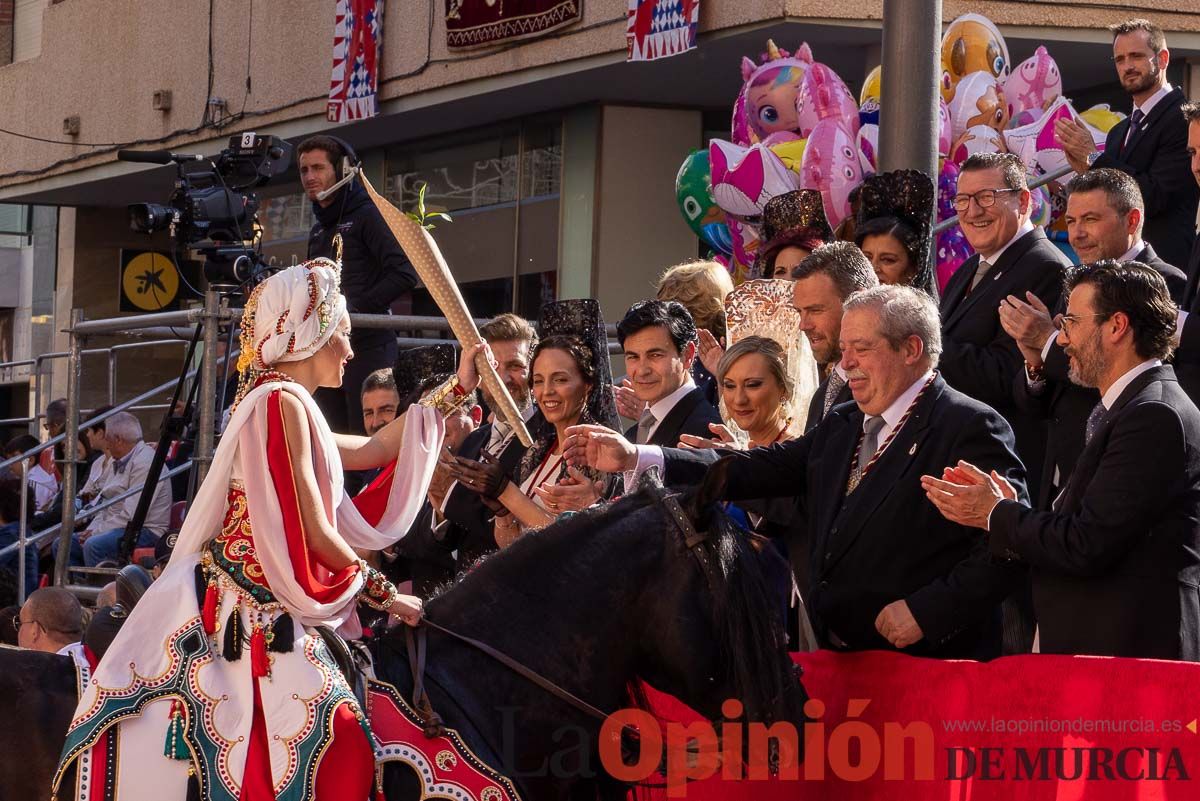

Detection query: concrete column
(592, 105), (701, 320)
(557, 106), (601, 301)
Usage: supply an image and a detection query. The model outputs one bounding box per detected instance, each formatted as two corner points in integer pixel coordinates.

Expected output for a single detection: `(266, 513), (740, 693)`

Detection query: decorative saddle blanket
(367, 678), (523, 801)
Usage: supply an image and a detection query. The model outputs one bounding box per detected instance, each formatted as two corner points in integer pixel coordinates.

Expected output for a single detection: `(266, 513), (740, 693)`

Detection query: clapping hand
(920, 460), (1017, 530)
(442, 450), (510, 499)
(999, 292), (1059, 365)
(534, 467), (603, 513)
(613, 377), (644, 422)
(696, 328), (725, 376)
(1053, 118), (1098, 174)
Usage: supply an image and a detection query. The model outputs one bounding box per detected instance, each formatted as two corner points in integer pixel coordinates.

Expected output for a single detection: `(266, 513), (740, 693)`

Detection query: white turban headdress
(235, 259), (345, 401)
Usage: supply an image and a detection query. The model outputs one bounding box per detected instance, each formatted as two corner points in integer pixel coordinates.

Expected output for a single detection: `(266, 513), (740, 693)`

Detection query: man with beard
(1054, 18), (1198, 270)
(791, 242), (878, 431)
(300, 135), (419, 434)
(439, 314), (538, 569)
(926, 261), (1200, 660)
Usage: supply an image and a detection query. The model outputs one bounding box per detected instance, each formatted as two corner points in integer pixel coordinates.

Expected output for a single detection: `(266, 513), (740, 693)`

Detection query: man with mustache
(1054, 18), (1198, 270)
(926, 261), (1200, 660)
(566, 285), (1027, 660)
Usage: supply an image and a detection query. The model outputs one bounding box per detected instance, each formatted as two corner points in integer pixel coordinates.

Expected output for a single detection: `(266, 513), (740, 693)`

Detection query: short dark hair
(530, 334), (597, 386)
(855, 216), (922, 269)
(45, 399), (66, 429)
(361, 368), (397, 399)
(480, 313), (538, 349)
(296, 135), (347, 167)
(1109, 18), (1166, 53)
(1182, 100), (1200, 125)
(961, 153), (1028, 191)
(1066, 259), (1176, 360)
(790, 241), (878, 299)
(616, 300), (697, 354)
(1066, 168), (1144, 220)
(4, 434), (38, 458)
(24, 587), (84, 639)
(85, 405), (114, 434)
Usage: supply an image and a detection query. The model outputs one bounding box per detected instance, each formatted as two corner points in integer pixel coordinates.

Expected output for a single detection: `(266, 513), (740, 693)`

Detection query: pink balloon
(1004, 45), (1062, 121)
(800, 120), (862, 229)
(795, 63), (860, 139)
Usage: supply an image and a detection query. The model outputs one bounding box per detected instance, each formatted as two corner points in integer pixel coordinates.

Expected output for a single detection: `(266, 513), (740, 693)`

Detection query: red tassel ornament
(201, 583), (219, 637)
(250, 624), (269, 678)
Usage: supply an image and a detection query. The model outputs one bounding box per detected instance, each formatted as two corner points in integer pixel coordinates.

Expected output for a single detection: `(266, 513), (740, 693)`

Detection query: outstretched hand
(441, 450), (510, 498)
(679, 422), (741, 450)
(390, 594), (424, 627)
(920, 460), (1016, 530)
(563, 424), (639, 473)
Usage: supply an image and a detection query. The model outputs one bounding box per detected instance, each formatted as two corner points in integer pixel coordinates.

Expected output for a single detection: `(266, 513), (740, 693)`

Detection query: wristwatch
(1086, 151), (1101, 168)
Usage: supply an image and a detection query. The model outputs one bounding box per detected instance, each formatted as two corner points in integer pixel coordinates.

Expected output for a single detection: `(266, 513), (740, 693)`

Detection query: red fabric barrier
(637, 650), (1200, 800)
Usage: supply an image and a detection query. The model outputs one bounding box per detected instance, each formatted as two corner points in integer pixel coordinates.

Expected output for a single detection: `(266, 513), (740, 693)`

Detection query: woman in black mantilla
(854, 169), (937, 297)
(444, 299), (620, 546)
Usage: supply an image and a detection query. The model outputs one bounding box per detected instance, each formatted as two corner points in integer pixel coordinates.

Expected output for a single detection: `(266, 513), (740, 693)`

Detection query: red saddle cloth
(638, 650), (1200, 800)
(367, 679), (524, 801)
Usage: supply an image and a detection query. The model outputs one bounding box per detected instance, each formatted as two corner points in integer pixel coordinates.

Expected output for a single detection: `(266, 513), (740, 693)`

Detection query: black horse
(1, 480), (807, 801)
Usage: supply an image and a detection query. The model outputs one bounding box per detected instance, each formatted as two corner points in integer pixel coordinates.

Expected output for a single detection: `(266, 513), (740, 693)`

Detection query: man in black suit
(439, 314), (538, 570)
(1171, 102), (1200, 402)
(1003, 168), (1186, 510)
(790, 242), (878, 432)
(616, 300), (722, 448)
(567, 286), (1027, 660)
(927, 261), (1200, 660)
(940, 152), (1071, 496)
(1053, 19), (1198, 270)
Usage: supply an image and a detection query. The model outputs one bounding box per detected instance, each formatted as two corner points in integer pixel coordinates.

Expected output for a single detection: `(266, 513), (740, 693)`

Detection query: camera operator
(299, 135), (419, 434)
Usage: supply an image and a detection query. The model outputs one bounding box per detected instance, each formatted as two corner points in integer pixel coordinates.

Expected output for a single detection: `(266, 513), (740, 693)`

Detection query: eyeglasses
(1060, 312), (1110, 333)
(11, 614), (34, 631)
(951, 188), (1021, 212)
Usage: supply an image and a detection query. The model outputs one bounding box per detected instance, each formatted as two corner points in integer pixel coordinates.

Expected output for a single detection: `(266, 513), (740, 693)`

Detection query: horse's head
(624, 465), (808, 736)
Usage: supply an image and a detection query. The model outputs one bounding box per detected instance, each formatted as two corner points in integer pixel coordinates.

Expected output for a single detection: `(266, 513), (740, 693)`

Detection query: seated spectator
(5, 434), (57, 512)
(0, 475), (38, 595)
(74, 412), (172, 567)
(78, 406), (114, 506)
(16, 586), (84, 656)
(0, 603), (18, 645)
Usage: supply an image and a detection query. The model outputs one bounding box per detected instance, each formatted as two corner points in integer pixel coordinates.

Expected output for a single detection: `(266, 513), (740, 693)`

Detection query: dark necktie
(822, 371), (847, 417)
(1085, 401), (1107, 444)
(1123, 108), (1145, 153)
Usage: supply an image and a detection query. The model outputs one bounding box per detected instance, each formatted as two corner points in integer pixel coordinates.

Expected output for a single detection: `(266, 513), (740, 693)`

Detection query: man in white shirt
(926, 260), (1200, 660)
(1054, 17), (1197, 270)
(75, 412), (172, 567)
(615, 300), (722, 449)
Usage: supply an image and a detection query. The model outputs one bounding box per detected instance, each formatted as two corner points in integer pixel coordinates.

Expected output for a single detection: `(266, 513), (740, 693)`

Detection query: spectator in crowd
(616, 300), (722, 447)
(1054, 18), (1198, 270)
(74, 412), (172, 567)
(361, 368), (401, 437)
(300, 134), (419, 434)
(939, 152), (1071, 497)
(650, 260), (734, 411)
(440, 314), (539, 570)
(1173, 102), (1200, 402)
(0, 474), (38, 596)
(1003, 169), (1186, 511)
(4, 434), (57, 512)
(0, 604), (17, 645)
(447, 300), (620, 545)
(78, 406), (114, 506)
(790, 243), (879, 431)
(927, 261), (1200, 660)
(753, 189), (833, 279)
(16, 586), (84, 656)
(854, 170), (937, 297)
(568, 285), (1027, 659)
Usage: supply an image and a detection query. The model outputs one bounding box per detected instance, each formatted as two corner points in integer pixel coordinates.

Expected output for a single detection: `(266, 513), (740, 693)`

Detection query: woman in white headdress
(54, 259), (487, 801)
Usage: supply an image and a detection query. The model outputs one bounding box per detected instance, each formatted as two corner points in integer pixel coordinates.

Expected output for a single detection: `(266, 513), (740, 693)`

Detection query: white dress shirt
(1101, 359), (1162, 410)
(86, 440), (172, 536)
(1124, 83), (1173, 146)
(979, 220), (1036, 269)
(861, 370), (935, 445)
(642, 377), (696, 442)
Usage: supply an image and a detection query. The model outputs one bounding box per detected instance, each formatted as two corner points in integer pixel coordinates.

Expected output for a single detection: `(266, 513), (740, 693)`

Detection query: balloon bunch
(674, 15), (1127, 288)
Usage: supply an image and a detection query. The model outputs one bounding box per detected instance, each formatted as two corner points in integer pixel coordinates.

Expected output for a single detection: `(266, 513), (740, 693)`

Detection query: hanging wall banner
(627, 0), (699, 62)
(328, 0), (385, 123)
(445, 0), (582, 51)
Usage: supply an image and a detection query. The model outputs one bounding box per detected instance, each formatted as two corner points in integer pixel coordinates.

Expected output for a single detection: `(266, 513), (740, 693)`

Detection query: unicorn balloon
(734, 40), (814, 145)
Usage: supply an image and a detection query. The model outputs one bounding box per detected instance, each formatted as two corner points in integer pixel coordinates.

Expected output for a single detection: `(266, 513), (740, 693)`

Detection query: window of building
(385, 116), (562, 320)
(11, 0), (46, 63)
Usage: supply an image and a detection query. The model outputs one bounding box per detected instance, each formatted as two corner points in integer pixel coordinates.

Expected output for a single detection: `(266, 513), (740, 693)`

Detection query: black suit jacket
(991, 365), (1200, 660)
(624, 386), (722, 447)
(805, 372), (853, 434)
(1016, 243), (1185, 508)
(940, 227), (1070, 495)
(1094, 88), (1199, 271)
(662, 374), (1028, 659)
(440, 420), (529, 569)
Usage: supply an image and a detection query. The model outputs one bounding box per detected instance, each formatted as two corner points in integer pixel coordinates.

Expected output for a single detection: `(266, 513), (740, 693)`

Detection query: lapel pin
(908, 443), (917, 456)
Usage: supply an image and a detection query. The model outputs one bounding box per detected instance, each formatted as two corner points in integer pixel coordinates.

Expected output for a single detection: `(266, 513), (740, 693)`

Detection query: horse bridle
(403, 488), (714, 738)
